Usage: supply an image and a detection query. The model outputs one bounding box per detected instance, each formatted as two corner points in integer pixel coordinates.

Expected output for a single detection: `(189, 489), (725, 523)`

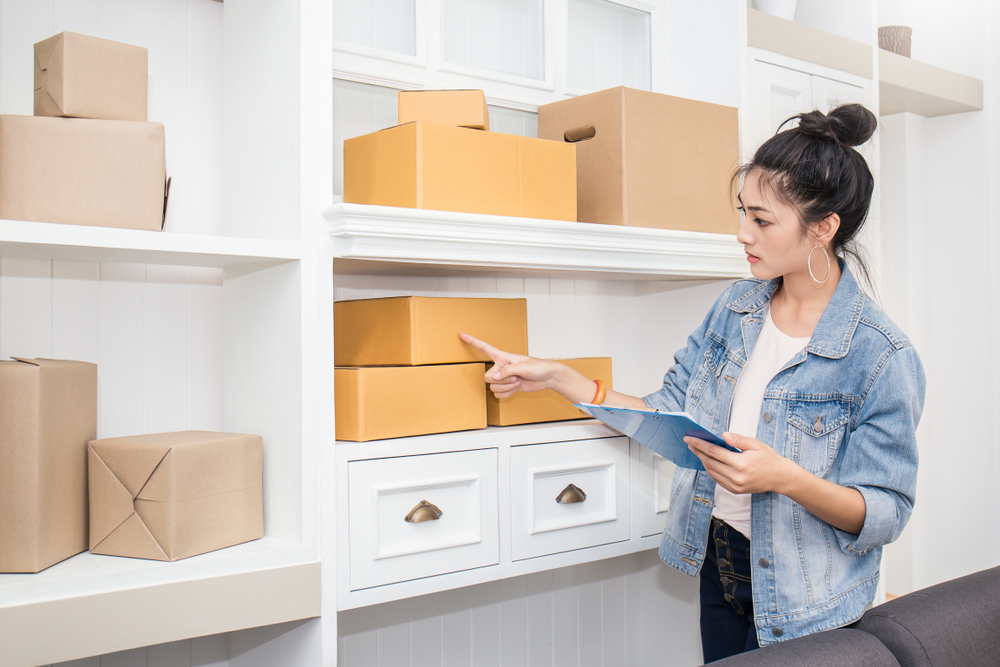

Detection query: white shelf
(0, 218), (301, 268)
(324, 203), (748, 281)
(747, 8), (873, 79)
(878, 49), (983, 117)
(0, 539), (320, 667)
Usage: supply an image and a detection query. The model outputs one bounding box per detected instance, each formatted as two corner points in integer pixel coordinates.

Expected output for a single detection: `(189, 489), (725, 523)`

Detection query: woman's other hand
(685, 432), (795, 495)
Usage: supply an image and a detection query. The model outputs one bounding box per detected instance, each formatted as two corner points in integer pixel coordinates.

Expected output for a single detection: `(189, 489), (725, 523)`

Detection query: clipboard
(574, 403), (740, 471)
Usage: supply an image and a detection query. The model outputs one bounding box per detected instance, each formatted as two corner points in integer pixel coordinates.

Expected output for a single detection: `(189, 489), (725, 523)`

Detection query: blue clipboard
(574, 403), (739, 471)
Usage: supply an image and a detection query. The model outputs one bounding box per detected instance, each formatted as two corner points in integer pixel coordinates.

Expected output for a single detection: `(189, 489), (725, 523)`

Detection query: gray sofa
(706, 565), (1000, 667)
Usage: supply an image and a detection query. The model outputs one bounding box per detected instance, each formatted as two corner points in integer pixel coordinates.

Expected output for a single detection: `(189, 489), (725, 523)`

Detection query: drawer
(348, 448), (499, 590)
(638, 444), (677, 537)
(509, 437), (630, 561)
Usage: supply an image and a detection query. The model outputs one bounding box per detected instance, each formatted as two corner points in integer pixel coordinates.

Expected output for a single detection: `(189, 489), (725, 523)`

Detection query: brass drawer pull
(405, 500), (443, 523)
(556, 484), (587, 504)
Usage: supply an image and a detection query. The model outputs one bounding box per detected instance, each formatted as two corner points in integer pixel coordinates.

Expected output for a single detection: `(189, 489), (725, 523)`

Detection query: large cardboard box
(538, 86), (739, 234)
(35, 31), (148, 122)
(0, 358), (97, 573)
(336, 363), (487, 441)
(335, 296), (528, 367)
(0, 115), (167, 230)
(487, 357), (613, 426)
(88, 431), (263, 562)
(398, 89), (490, 130)
(344, 121), (576, 221)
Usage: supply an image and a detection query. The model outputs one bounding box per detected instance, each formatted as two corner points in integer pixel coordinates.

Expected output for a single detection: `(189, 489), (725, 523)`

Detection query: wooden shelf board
(747, 8), (873, 79)
(879, 50), (983, 117)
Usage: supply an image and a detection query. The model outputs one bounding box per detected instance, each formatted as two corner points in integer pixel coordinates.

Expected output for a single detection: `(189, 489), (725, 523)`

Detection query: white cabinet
(639, 448), (676, 538)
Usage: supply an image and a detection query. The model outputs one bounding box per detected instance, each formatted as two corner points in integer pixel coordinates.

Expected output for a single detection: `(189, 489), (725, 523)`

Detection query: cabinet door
(811, 73), (865, 113)
(638, 444), (676, 537)
(748, 59), (813, 155)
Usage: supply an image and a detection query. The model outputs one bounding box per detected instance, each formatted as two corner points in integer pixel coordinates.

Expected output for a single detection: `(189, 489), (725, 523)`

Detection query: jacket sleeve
(642, 286), (733, 414)
(835, 343), (926, 555)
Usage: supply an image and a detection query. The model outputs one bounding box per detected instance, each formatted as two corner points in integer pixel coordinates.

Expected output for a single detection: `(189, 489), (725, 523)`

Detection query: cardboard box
(35, 32), (148, 122)
(344, 121), (576, 221)
(336, 363), (487, 441)
(0, 114), (167, 230)
(398, 89), (490, 130)
(88, 431), (263, 562)
(334, 296), (528, 366)
(538, 86), (740, 233)
(487, 357), (613, 426)
(0, 358), (97, 573)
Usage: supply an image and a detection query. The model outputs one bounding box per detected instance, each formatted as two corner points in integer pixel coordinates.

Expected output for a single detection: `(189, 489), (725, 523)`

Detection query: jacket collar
(726, 259), (865, 360)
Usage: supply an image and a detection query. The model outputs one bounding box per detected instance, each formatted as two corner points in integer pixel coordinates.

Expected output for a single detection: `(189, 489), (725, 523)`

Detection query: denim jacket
(643, 263), (925, 645)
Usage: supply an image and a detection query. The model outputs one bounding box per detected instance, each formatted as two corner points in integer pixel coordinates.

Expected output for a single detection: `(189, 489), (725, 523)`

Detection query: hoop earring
(807, 245), (831, 284)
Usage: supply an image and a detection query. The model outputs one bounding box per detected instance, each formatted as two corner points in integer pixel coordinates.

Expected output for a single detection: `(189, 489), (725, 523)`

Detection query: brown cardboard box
(398, 89), (490, 130)
(336, 363), (487, 441)
(0, 358), (97, 573)
(35, 32), (148, 122)
(88, 431), (263, 562)
(344, 121), (576, 221)
(334, 296), (528, 366)
(538, 86), (739, 234)
(487, 357), (613, 426)
(0, 115), (167, 230)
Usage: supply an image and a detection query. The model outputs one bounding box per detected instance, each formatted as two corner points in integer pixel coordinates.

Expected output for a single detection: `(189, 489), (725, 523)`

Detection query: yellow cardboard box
(398, 89), (490, 130)
(487, 357), (613, 426)
(88, 431), (263, 562)
(0, 358), (97, 573)
(334, 296), (528, 366)
(344, 121), (576, 221)
(336, 364), (487, 441)
(538, 86), (739, 233)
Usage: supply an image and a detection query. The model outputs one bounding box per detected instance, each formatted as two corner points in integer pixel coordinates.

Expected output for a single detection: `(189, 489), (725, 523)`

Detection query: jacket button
(759, 558), (769, 568)
(772, 628), (783, 637)
(718, 559), (728, 569)
(762, 412), (771, 423)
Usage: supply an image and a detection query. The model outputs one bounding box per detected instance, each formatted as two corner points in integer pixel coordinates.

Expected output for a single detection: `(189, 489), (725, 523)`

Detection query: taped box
(88, 431), (263, 562)
(0, 114), (167, 230)
(336, 363), (487, 441)
(335, 296), (528, 367)
(398, 89), (490, 130)
(538, 86), (739, 233)
(487, 357), (613, 426)
(0, 358), (97, 573)
(344, 121), (576, 221)
(35, 31), (148, 122)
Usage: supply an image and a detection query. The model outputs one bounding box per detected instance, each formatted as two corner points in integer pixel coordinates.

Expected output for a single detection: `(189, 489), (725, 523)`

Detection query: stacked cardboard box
(344, 89), (577, 222)
(0, 32), (168, 231)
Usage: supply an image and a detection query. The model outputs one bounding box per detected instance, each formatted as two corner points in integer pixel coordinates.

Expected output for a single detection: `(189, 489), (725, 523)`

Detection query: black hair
(735, 103), (878, 293)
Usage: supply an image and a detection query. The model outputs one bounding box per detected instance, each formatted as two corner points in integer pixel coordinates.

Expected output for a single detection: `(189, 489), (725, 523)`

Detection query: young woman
(461, 104), (925, 663)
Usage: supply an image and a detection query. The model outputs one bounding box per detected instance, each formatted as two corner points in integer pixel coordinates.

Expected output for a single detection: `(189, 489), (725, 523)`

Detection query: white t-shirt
(712, 304), (810, 538)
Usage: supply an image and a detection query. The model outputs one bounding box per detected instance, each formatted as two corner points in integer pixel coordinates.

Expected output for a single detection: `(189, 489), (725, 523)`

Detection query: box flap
(10, 357), (40, 367)
(88, 438), (172, 498)
(137, 432), (262, 502)
(88, 444), (137, 548)
(89, 512), (169, 561)
(33, 33), (65, 114)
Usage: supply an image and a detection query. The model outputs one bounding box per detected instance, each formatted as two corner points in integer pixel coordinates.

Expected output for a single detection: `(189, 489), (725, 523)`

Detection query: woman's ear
(812, 212), (841, 246)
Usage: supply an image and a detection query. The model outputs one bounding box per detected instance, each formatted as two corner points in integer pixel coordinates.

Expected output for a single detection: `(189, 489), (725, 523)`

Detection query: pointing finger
(459, 333), (503, 362)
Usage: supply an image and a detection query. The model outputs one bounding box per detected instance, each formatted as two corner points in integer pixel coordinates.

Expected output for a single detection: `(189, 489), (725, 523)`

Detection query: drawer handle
(556, 484), (587, 504)
(405, 500), (443, 523)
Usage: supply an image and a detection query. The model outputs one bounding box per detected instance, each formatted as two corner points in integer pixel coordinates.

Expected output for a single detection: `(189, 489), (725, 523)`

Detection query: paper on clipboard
(574, 403), (739, 471)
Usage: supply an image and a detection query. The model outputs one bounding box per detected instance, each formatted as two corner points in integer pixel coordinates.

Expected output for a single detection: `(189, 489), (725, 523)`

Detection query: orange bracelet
(591, 379), (607, 406)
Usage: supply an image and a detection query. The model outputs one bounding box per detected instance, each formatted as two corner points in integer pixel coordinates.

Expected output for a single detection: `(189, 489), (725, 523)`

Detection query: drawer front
(639, 443), (676, 537)
(510, 437), (630, 561)
(348, 448), (499, 590)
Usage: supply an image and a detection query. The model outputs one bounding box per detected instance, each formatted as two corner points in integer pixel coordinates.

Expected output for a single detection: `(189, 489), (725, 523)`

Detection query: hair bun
(795, 104), (876, 148)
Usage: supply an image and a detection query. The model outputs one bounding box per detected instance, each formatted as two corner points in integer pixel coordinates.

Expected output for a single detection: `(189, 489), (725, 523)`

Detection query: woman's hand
(685, 432), (795, 495)
(459, 333), (559, 398)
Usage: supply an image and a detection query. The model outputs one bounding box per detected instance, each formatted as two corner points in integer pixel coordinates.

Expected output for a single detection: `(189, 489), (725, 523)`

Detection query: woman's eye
(754, 218), (770, 227)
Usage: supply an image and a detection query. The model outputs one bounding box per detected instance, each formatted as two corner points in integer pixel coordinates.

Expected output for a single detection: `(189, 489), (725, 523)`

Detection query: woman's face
(736, 170), (815, 281)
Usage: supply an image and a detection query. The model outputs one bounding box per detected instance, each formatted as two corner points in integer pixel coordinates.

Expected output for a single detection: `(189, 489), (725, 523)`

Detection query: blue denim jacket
(643, 263), (925, 645)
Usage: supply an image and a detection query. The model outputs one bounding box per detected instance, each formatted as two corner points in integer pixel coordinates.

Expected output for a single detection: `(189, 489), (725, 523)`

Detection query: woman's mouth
(746, 252), (760, 264)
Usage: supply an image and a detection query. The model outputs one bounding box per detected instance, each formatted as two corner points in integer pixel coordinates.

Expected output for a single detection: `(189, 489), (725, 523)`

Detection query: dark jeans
(700, 518), (759, 663)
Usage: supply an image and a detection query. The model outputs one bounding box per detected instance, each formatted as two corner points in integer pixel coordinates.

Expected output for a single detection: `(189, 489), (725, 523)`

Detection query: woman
(461, 104), (925, 663)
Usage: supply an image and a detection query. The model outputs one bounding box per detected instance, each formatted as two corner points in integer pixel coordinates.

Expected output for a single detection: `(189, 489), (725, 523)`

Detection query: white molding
(324, 203), (749, 280)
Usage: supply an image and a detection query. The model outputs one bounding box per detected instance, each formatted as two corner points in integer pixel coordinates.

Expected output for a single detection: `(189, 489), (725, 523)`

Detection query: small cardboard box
(88, 431), (263, 562)
(334, 296), (528, 366)
(0, 358), (97, 573)
(0, 114), (167, 230)
(336, 363), (487, 441)
(538, 86), (739, 233)
(487, 357), (613, 426)
(398, 89), (490, 130)
(344, 121), (576, 221)
(35, 31), (148, 122)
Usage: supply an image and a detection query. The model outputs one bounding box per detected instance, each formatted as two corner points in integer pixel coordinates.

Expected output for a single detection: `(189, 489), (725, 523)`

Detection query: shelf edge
(747, 8), (873, 79)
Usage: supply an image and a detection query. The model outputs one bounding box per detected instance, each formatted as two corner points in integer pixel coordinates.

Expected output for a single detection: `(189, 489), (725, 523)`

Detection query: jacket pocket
(787, 399), (851, 476)
(688, 342), (728, 419)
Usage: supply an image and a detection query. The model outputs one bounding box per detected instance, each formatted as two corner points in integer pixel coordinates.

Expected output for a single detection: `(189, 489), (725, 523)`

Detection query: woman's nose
(736, 221), (753, 245)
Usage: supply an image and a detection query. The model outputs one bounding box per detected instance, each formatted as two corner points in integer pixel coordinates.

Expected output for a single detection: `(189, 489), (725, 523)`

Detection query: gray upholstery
(703, 628), (901, 667)
(853, 565), (1000, 667)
